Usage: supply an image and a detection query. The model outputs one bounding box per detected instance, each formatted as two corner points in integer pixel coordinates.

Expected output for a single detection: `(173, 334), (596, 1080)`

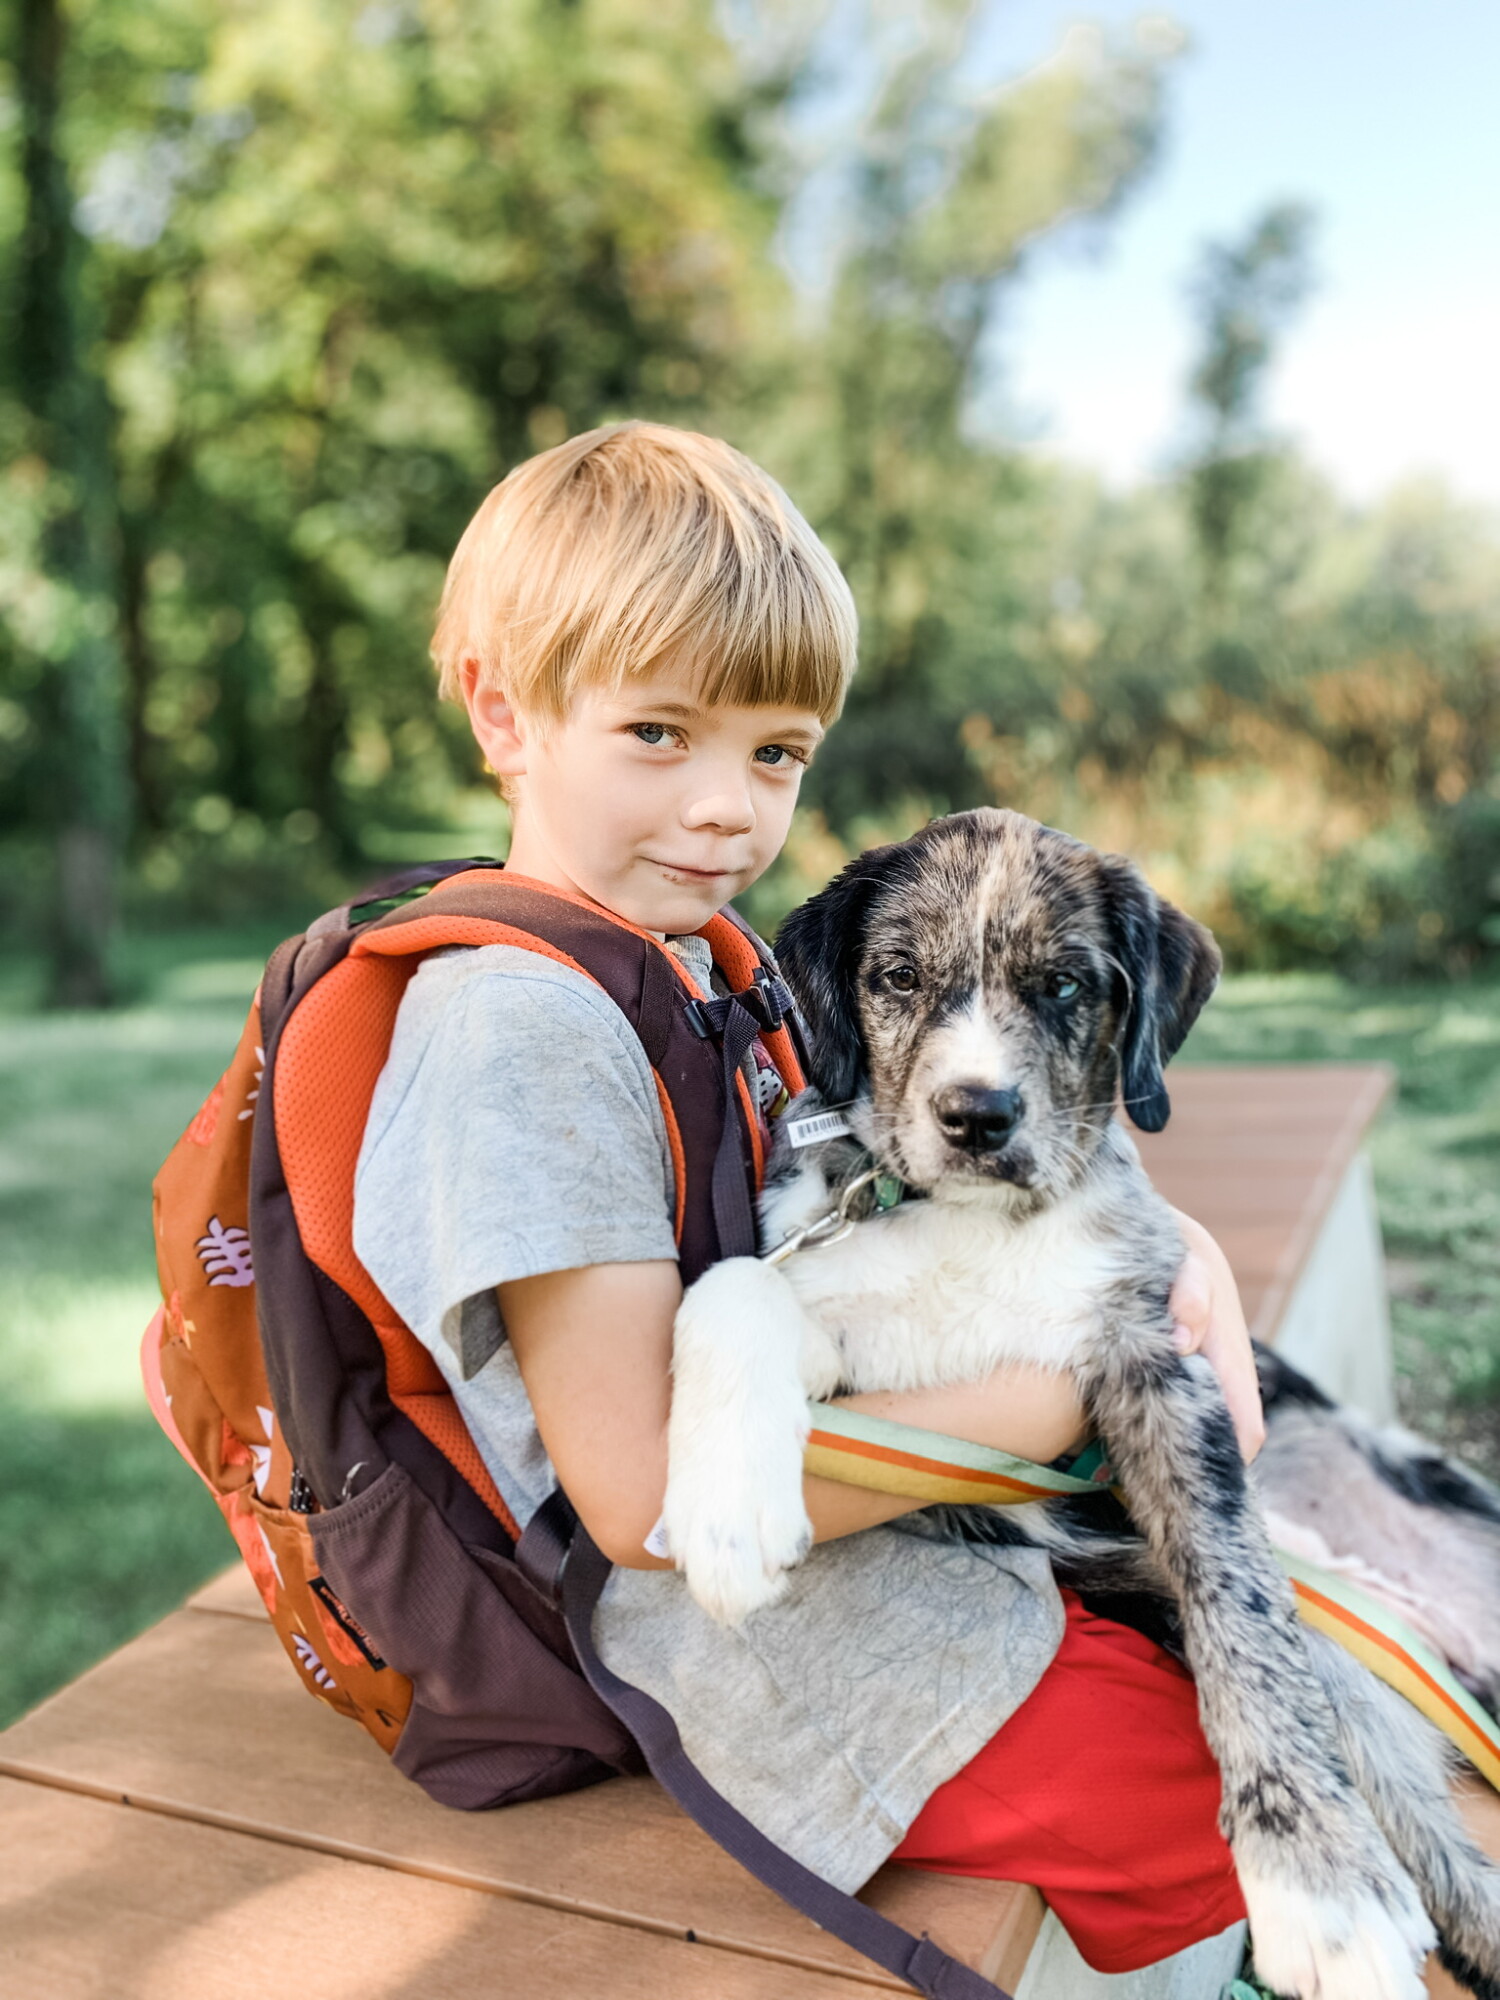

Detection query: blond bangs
(432, 423), (857, 726)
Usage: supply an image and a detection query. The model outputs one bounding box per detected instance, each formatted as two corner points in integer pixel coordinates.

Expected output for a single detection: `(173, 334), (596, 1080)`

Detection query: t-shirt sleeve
(353, 947), (678, 1375)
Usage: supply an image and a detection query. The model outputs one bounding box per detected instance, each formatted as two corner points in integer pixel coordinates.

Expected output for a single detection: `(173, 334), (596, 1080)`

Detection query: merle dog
(664, 808), (1500, 2000)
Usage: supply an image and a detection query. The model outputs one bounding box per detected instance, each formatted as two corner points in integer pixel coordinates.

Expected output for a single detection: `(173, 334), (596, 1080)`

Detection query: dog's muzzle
(931, 1084), (1025, 1155)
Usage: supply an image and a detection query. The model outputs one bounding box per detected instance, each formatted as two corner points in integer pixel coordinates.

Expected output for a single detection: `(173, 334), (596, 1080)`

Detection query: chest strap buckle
(684, 969), (794, 1040)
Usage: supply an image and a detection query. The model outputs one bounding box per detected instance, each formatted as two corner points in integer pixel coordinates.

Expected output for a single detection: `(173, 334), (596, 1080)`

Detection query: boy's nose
(682, 784), (754, 834)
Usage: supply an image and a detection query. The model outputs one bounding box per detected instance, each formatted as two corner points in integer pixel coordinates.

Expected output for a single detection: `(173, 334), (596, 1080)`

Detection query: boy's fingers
(1167, 1230), (1264, 1460)
(1202, 1310), (1265, 1461)
(1168, 1250), (1212, 1338)
(1220, 1360), (1267, 1462)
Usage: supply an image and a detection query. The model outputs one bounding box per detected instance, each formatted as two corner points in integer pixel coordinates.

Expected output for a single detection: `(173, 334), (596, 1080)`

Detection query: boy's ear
(775, 842), (905, 1107)
(1095, 854), (1221, 1133)
(461, 662), (528, 778)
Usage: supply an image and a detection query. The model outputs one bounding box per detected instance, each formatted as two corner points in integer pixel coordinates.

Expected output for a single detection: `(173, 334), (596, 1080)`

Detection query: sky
(791, 1), (1500, 505)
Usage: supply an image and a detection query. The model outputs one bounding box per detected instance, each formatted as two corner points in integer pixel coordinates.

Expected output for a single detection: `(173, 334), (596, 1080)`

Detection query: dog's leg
(1302, 1629), (1500, 2000)
(1089, 1336), (1435, 2000)
(665, 1256), (841, 1626)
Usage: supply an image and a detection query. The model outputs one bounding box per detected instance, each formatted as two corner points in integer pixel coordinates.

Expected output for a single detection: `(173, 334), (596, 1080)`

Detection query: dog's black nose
(932, 1085), (1025, 1152)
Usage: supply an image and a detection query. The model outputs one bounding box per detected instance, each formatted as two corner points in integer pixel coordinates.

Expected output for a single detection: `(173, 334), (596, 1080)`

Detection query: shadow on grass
(0, 1405), (232, 1730)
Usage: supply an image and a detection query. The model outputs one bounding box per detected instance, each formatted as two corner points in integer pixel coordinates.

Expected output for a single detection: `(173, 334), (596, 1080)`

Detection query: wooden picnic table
(2, 1064), (1496, 1999)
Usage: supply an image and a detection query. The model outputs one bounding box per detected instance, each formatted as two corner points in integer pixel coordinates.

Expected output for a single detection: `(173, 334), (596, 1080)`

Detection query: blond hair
(432, 423), (857, 726)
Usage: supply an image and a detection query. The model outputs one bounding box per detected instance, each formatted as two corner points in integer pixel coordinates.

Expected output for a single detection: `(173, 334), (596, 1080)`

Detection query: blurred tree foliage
(14, 0), (130, 1003)
(771, 15), (1175, 829)
(2, 0), (786, 934)
(1, 0), (1497, 983)
(1183, 199), (1316, 614)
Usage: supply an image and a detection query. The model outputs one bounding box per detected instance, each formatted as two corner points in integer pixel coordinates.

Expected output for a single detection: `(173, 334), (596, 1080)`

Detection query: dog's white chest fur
(763, 1167), (1126, 1397)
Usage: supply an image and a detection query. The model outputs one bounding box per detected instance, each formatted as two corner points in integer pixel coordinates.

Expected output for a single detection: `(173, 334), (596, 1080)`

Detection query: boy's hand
(1168, 1211), (1265, 1462)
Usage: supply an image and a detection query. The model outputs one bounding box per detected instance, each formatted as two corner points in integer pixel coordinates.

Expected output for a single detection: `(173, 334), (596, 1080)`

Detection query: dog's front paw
(666, 1257), (815, 1626)
(662, 1459), (813, 1626)
(1238, 1861), (1435, 2000)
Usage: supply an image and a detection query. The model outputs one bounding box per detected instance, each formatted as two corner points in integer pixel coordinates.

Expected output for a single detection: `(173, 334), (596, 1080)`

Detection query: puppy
(664, 808), (1500, 2000)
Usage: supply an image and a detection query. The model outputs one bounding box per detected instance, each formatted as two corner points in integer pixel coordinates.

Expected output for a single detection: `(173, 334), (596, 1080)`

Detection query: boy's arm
(501, 1261), (1090, 1571)
(503, 1212), (1259, 1572)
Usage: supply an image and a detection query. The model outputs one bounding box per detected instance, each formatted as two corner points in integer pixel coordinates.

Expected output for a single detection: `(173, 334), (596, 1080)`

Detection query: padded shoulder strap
(699, 906), (807, 1092)
(353, 870), (759, 1282)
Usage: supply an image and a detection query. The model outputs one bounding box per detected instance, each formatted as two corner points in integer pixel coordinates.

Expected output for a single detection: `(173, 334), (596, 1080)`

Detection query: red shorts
(893, 1589), (1247, 1973)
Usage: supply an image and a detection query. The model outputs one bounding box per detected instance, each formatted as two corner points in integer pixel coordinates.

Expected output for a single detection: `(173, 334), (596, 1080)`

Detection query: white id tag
(643, 1515), (672, 1560)
(785, 1109), (855, 1148)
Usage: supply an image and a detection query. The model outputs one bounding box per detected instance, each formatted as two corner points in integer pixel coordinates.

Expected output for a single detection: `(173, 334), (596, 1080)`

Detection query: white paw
(662, 1460), (813, 1626)
(1239, 1869), (1436, 2000)
(666, 1258), (815, 1627)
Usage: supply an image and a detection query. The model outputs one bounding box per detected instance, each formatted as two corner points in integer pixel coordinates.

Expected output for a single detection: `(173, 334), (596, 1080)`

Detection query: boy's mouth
(649, 859), (739, 882)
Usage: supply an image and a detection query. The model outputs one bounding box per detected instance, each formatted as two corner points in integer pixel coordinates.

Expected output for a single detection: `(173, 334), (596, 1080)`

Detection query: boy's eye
(630, 723), (681, 748)
(753, 743), (807, 769)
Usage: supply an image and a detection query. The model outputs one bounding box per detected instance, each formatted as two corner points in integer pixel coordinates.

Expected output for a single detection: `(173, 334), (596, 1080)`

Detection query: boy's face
(464, 664), (824, 935)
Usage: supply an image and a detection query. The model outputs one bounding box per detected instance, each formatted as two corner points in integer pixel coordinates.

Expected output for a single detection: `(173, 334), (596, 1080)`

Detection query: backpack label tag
(309, 1573), (388, 1670)
(643, 1515), (672, 1560)
(785, 1110), (854, 1148)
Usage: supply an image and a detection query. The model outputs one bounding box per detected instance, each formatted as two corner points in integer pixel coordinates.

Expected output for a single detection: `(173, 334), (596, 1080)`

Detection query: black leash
(518, 1491), (1014, 2000)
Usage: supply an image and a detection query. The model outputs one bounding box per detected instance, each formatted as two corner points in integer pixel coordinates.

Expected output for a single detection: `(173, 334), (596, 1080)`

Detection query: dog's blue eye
(1050, 976), (1080, 1001)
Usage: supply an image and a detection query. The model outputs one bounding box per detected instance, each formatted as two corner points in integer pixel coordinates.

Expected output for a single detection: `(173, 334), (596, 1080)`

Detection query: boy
(353, 421), (1259, 1974)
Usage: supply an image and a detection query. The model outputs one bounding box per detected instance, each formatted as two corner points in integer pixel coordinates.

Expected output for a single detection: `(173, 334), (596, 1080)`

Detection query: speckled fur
(666, 809), (1500, 1998)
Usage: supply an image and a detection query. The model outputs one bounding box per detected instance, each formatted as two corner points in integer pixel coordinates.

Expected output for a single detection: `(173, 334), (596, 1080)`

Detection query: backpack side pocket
(311, 1460), (639, 1809)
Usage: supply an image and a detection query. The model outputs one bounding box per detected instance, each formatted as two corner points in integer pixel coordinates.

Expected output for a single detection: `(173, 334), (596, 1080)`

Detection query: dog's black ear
(774, 842), (906, 1106)
(1097, 856), (1222, 1133)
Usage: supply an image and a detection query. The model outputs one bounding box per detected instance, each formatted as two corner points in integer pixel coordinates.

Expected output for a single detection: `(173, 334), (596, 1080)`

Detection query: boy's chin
(614, 865), (740, 936)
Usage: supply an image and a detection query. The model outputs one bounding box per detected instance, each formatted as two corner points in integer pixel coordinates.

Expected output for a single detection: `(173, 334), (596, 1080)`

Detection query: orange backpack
(144, 862), (805, 1803)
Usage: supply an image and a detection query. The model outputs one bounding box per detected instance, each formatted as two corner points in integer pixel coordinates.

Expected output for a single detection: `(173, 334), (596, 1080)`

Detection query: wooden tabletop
(0, 1060), (1423, 1999)
(1135, 1063), (1394, 1342)
(0, 1565), (1042, 1997)
(5, 1563), (1492, 1999)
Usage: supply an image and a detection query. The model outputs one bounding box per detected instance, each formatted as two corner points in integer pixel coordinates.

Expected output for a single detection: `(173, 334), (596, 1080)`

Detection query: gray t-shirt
(353, 941), (1063, 1891)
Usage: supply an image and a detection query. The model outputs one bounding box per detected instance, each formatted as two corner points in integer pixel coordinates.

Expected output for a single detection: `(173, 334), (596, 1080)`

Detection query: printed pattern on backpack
(148, 992), (412, 1751)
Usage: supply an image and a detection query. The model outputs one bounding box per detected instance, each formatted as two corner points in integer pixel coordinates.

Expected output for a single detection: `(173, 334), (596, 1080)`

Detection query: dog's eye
(1046, 974), (1081, 1001)
(883, 964), (920, 994)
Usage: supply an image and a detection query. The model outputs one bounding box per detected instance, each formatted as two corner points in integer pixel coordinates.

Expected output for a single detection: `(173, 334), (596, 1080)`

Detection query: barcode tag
(785, 1110), (855, 1148)
(643, 1515), (672, 1560)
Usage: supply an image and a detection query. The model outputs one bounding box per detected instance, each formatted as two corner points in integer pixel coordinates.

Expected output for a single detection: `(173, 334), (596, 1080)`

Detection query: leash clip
(762, 1165), (884, 1267)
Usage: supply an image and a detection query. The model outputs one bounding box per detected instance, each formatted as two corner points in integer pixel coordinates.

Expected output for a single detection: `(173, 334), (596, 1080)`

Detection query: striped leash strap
(805, 1401), (1500, 1792)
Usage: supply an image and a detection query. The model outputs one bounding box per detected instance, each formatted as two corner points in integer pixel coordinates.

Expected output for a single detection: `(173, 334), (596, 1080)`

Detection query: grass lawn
(1, 927), (1497, 1729)
(0, 921), (305, 1728)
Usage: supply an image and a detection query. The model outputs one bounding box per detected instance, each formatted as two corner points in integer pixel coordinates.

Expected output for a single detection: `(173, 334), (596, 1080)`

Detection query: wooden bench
(2, 1064), (1494, 1999)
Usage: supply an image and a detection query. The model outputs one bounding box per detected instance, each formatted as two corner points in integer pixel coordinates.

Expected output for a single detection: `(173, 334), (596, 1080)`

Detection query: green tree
(778, 10), (1181, 829)
(13, 0), (130, 1004)
(1183, 200), (1316, 618)
(3, 0), (787, 918)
